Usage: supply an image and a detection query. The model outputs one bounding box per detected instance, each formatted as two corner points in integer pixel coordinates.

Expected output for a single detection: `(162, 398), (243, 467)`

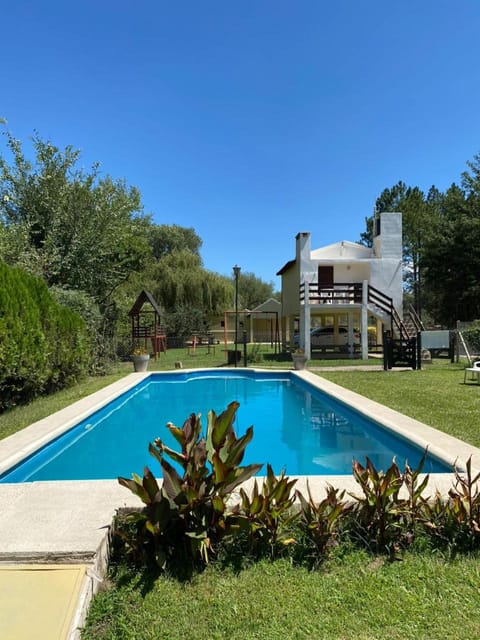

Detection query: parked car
(293, 327), (360, 349)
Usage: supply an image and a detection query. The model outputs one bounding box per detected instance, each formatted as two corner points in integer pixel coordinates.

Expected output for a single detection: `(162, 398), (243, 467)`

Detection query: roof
(276, 259), (295, 276)
(310, 240), (372, 260)
(128, 290), (162, 317)
(249, 298), (281, 313)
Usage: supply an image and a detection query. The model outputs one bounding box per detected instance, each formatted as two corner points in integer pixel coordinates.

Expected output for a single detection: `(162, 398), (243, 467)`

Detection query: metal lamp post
(233, 265), (241, 367)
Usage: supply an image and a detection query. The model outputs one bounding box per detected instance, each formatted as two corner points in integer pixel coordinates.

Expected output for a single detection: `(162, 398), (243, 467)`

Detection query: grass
(82, 552), (480, 640)
(146, 343), (381, 371)
(2, 352), (479, 639)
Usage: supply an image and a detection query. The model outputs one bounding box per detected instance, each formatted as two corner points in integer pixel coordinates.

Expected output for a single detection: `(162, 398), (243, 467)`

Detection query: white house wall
(315, 260), (371, 283)
(278, 212), (403, 358)
(369, 258), (403, 314)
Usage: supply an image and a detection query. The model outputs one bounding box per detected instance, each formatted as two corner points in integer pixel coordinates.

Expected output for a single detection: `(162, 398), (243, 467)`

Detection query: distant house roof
(128, 290), (162, 317)
(249, 298), (281, 313)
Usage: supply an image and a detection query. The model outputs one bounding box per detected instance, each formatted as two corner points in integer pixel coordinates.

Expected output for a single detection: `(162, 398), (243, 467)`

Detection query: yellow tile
(0, 564), (86, 640)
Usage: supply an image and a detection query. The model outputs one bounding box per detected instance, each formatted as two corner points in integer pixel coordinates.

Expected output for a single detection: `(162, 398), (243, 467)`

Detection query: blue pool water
(0, 370), (451, 483)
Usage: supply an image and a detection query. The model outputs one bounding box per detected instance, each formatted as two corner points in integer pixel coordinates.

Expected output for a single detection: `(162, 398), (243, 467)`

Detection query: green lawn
(82, 553), (480, 640)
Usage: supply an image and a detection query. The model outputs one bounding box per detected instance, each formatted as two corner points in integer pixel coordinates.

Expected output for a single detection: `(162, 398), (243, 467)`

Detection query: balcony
(299, 282), (363, 305)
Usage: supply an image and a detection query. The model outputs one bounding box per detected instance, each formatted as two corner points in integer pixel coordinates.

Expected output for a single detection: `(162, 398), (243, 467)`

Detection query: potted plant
(131, 346), (150, 372)
(291, 348), (308, 370)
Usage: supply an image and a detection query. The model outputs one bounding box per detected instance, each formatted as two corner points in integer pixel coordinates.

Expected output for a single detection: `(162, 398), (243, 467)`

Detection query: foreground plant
(238, 464), (298, 559)
(350, 457), (408, 557)
(423, 457), (480, 551)
(118, 401), (262, 568)
(297, 483), (351, 566)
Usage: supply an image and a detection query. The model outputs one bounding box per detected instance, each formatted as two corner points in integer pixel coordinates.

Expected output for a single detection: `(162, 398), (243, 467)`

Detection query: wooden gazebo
(128, 290), (167, 358)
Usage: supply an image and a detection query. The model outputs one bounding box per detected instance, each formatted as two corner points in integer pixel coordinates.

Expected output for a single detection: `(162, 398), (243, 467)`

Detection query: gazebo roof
(128, 290), (162, 317)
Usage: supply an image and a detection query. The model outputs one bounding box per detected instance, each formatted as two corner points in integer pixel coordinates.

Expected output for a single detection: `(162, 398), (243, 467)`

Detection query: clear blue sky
(2, 1), (480, 288)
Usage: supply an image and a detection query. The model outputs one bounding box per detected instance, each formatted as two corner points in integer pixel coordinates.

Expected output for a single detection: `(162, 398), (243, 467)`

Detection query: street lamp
(233, 265), (241, 367)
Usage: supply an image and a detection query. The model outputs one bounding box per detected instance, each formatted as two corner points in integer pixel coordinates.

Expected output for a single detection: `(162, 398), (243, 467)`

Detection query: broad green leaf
(212, 451), (227, 484)
(223, 463), (263, 494)
(118, 474), (151, 504)
(210, 401), (239, 451)
(143, 467), (160, 501)
(166, 423), (186, 448)
(224, 425), (254, 466)
(160, 458), (183, 502)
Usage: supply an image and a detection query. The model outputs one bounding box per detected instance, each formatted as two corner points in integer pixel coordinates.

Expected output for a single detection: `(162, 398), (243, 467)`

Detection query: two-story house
(276, 212), (403, 360)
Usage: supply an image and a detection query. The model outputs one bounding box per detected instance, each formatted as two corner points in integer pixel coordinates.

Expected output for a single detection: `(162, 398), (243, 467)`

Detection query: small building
(128, 290), (166, 358)
(276, 212), (403, 359)
(245, 298), (281, 347)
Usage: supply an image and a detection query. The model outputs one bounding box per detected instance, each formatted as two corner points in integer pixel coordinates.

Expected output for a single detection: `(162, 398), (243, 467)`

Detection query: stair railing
(407, 304), (425, 332)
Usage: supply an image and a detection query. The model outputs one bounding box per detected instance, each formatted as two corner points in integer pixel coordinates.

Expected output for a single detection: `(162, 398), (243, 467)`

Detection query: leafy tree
(149, 223), (202, 260)
(237, 271), (276, 310)
(422, 173), (480, 325)
(0, 129), (151, 304)
(137, 250), (232, 337)
(151, 250), (230, 312)
(366, 153), (480, 327)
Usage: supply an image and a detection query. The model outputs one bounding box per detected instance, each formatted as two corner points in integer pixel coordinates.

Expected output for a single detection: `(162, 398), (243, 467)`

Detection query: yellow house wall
(281, 264), (300, 317)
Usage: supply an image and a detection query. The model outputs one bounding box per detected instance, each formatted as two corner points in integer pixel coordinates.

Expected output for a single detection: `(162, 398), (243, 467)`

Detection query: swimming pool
(0, 370), (452, 483)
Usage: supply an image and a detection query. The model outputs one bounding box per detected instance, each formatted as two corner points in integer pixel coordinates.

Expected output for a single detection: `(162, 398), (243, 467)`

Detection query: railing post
(304, 281), (311, 359)
(383, 331), (392, 370)
(361, 280), (369, 360)
(417, 331), (422, 370)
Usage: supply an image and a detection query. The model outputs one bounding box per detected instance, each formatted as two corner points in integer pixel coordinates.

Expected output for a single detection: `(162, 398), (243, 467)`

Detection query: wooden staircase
(402, 304), (425, 338)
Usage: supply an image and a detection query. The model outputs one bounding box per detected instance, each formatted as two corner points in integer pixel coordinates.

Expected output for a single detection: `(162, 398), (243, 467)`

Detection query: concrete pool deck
(1, 367), (480, 638)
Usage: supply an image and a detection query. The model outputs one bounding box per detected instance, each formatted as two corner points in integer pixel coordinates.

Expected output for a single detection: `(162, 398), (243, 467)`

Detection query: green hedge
(0, 262), (91, 411)
(462, 322), (480, 354)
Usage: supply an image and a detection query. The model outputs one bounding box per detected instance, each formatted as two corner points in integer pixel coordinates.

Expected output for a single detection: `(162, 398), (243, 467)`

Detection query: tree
(422, 173), (480, 325)
(151, 251), (227, 311)
(237, 271), (276, 310)
(0, 129), (151, 305)
(363, 181), (439, 316)
(149, 223), (202, 260)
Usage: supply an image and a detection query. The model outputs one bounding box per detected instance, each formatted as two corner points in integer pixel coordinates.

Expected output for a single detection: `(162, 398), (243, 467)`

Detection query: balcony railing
(299, 281), (411, 339)
(299, 282), (363, 305)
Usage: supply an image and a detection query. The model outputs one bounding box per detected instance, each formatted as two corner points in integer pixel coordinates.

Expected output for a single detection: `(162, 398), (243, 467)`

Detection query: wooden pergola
(128, 290), (166, 359)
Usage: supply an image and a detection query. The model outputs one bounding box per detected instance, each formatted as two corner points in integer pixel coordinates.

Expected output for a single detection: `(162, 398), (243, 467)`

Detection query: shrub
(422, 457), (480, 552)
(50, 286), (110, 374)
(0, 261), (90, 411)
(462, 322), (480, 354)
(348, 454), (431, 558)
(349, 457), (406, 557)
